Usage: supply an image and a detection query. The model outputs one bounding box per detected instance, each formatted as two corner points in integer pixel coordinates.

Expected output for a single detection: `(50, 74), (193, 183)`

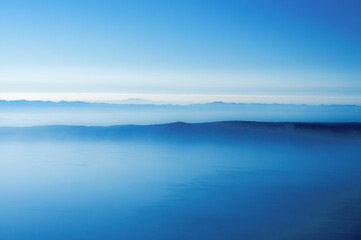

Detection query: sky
(0, 0), (360, 104)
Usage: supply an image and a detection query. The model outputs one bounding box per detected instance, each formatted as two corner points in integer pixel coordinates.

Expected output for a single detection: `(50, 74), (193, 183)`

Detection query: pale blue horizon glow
(0, 0), (360, 103)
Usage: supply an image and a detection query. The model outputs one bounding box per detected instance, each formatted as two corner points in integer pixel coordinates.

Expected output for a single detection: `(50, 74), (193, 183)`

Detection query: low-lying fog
(1, 101), (361, 126)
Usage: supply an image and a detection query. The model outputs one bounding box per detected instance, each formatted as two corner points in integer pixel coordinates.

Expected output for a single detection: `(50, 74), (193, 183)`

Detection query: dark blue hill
(0, 121), (360, 143)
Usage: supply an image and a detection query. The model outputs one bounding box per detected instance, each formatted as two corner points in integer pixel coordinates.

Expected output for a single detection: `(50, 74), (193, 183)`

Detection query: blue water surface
(0, 138), (360, 240)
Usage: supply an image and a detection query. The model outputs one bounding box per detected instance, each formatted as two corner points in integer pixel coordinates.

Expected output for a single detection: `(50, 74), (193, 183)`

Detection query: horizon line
(1, 92), (361, 105)
(0, 99), (361, 107)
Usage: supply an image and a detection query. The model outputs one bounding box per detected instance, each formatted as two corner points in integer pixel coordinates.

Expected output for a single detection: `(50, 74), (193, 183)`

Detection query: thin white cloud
(0, 68), (360, 92)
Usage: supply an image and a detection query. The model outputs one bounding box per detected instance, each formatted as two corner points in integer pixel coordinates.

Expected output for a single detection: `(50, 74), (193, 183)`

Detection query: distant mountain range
(0, 121), (360, 142)
(1, 99), (360, 108)
(0, 100), (360, 126)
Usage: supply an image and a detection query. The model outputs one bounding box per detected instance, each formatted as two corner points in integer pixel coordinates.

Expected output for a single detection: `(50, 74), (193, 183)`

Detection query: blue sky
(0, 0), (360, 103)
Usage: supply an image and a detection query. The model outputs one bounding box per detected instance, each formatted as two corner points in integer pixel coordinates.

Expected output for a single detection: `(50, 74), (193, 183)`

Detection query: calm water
(0, 139), (360, 240)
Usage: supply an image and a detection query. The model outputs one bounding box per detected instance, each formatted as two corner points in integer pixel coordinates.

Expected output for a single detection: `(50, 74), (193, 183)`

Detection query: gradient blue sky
(0, 0), (360, 103)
